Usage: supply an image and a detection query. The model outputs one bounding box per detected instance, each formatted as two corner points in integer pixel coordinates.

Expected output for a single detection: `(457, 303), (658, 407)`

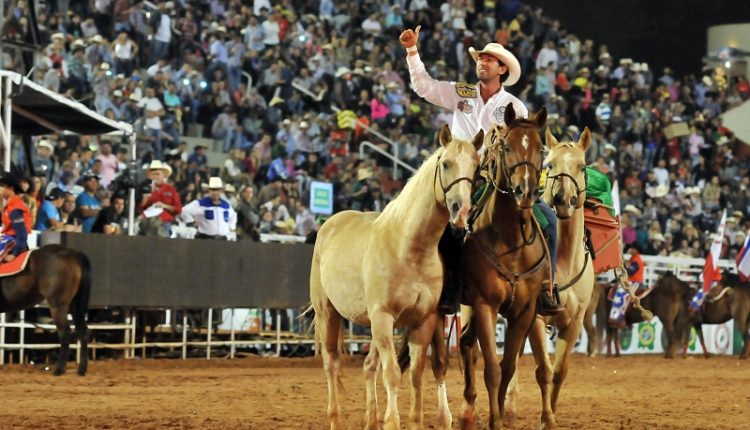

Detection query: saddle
(0, 250), (32, 277)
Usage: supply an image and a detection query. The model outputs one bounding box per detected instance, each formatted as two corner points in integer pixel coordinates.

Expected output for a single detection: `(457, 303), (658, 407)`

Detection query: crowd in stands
(2, 0), (749, 261)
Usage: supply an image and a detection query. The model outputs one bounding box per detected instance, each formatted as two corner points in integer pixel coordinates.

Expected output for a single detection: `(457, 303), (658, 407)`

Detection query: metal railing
(291, 80), (409, 180)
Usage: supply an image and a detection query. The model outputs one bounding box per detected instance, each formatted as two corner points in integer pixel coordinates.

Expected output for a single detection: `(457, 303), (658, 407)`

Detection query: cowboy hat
(727, 216), (737, 223)
(129, 93), (141, 102)
(603, 143), (616, 152)
(357, 167), (373, 181)
(38, 139), (55, 151)
(623, 204), (642, 215)
(208, 177), (223, 190)
(224, 183), (236, 193)
(467, 43), (521, 86)
(702, 76), (713, 86)
(732, 210), (744, 219)
(335, 67), (351, 78)
(685, 186), (700, 195)
(619, 58), (633, 65)
(651, 233), (666, 242)
(654, 184), (669, 198)
(146, 160), (173, 177)
(299, 121), (309, 128)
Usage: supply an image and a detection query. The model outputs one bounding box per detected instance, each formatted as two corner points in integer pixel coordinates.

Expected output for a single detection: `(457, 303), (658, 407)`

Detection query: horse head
(485, 104), (547, 212)
(435, 124), (483, 229)
(543, 127), (591, 219)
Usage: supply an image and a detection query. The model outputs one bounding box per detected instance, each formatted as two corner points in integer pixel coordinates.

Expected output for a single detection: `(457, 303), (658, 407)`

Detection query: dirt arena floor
(0, 353), (747, 429)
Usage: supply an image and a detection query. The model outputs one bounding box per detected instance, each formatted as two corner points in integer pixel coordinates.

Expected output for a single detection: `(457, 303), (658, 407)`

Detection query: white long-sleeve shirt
(182, 197), (237, 238)
(406, 53), (528, 140)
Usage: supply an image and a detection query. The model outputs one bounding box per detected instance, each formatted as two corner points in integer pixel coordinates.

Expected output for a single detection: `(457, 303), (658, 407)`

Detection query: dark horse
(459, 105), (553, 430)
(605, 272), (690, 359)
(0, 245), (91, 375)
(686, 272), (750, 359)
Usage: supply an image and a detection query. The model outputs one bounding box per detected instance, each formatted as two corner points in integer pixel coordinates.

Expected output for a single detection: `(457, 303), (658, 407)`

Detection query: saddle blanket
(0, 250), (31, 277)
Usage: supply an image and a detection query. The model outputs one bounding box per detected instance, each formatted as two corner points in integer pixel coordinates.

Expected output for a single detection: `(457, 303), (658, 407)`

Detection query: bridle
(545, 168), (587, 219)
(484, 126), (543, 210)
(433, 151), (474, 207)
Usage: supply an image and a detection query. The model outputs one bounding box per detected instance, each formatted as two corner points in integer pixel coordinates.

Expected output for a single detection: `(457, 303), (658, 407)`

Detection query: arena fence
(0, 234), (745, 364)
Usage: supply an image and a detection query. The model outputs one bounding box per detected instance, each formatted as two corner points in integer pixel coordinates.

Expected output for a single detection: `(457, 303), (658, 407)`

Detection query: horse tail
(72, 251), (92, 321)
(397, 328), (411, 373)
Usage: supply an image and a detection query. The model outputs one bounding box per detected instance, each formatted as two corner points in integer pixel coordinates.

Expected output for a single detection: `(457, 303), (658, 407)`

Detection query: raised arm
(399, 26), (458, 111)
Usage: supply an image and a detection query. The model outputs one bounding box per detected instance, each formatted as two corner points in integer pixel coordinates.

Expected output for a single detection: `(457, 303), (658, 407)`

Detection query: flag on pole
(702, 210), (727, 293)
(611, 180), (621, 216)
(736, 232), (750, 280)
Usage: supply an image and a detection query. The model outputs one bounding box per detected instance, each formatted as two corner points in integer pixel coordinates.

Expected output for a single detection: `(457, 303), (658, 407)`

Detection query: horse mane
(377, 147), (444, 224)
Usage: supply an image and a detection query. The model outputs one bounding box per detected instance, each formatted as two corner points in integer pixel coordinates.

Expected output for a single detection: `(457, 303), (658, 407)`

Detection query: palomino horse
(686, 272), (750, 359)
(605, 272), (690, 358)
(459, 105), (551, 430)
(522, 128), (596, 422)
(0, 245), (91, 375)
(310, 125), (482, 430)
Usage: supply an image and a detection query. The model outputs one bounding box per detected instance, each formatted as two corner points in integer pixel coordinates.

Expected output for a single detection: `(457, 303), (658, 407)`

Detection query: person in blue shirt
(75, 174), (102, 233)
(34, 187), (66, 231)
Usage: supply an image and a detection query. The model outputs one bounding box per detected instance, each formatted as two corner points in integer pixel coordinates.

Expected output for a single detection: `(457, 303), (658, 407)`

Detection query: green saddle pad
(586, 167), (613, 208)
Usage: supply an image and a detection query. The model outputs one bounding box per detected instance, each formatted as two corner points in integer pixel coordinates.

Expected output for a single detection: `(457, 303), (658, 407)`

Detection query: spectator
(91, 194), (126, 234)
(181, 177), (237, 240)
(35, 188), (65, 232)
(76, 173), (102, 233)
(140, 160), (182, 237)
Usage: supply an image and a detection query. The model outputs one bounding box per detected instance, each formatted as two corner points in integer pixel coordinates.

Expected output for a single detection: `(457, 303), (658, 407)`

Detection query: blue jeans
(148, 128), (163, 160)
(150, 40), (170, 64)
(536, 200), (558, 282)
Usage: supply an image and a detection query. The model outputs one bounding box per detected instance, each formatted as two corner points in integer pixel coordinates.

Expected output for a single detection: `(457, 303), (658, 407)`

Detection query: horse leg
(431, 316), (452, 430)
(737, 315), (750, 359)
(370, 309), (400, 430)
(613, 329), (621, 357)
(72, 305), (89, 376)
(315, 302), (345, 430)
(498, 309), (536, 430)
(406, 312), (439, 430)
(662, 318), (677, 359)
(473, 304), (501, 430)
(459, 306), (480, 430)
(694, 324), (709, 358)
(49, 304), (71, 376)
(363, 345), (380, 430)
(551, 315), (584, 414)
(527, 317), (555, 429)
(605, 327), (612, 357)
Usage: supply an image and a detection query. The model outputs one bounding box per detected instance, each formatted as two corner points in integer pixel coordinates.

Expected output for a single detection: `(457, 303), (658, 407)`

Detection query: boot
(538, 283), (563, 316)
(437, 270), (461, 315)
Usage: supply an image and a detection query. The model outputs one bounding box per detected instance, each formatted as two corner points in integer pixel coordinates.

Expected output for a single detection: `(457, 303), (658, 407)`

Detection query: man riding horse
(400, 26), (562, 315)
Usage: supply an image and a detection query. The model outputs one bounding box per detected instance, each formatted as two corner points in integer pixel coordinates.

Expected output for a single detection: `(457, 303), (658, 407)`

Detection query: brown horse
(583, 281), (608, 356)
(459, 105), (552, 430)
(605, 272), (690, 358)
(310, 125), (482, 430)
(0, 244), (91, 375)
(687, 272), (750, 358)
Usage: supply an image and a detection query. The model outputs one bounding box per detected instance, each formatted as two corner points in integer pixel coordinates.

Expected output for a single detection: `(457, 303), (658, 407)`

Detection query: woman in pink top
(95, 142), (119, 188)
(370, 91), (389, 125)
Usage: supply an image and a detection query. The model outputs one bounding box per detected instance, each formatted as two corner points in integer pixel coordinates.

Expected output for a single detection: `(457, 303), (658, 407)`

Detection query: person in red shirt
(0, 174), (32, 262)
(140, 160), (182, 237)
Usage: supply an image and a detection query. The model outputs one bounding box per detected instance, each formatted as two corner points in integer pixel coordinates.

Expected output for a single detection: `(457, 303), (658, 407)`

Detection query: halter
(433, 152), (475, 207)
(545, 168), (588, 219)
(485, 126), (543, 210)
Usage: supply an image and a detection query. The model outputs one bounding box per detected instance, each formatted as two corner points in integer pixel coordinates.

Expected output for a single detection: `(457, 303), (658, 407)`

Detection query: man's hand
(399, 25), (421, 49)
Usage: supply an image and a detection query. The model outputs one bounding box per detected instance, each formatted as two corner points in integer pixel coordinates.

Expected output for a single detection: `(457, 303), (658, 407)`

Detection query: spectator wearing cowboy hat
(400, 25), (562, 315)
(140, 160), (182, 237)
(34, 187), (66, 232)
(76, 173), (102, 233)
(181, 177), (237, 240)
(0, 173), (32, 262)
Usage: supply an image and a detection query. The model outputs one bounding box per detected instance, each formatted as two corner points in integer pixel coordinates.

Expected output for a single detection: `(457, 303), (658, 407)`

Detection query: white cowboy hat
(334, 67), (351, 78)
(468, 43), (521, 86)
(208, 177), (223, 189)
(146, 160), (173, 177)
(702, 76), (713, 86)
(299, 121), (309, 128)
(620, 58), (633, 65)
(38, 140), (55, 151)
(224, 183), (236, 193)
(685, 186), (700, 195)
(631, 63), (642, 73)
(357, 167), (373, 181)
(623, 204), (642, 215)
(129, 93), (141, 102)
(51, 32), (65, 41)
(727, 216), (737, 223)
(651, 233), (666, 242)
(603, 143), (616, 152)
(654, 185), (669, 198)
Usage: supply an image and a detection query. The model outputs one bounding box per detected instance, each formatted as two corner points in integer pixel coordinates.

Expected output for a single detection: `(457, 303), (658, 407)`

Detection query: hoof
(437, 411), (452, 430)
(459, 414), (477, 430)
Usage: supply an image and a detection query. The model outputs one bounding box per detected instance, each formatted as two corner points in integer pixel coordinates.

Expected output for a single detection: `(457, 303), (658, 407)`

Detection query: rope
(615, 265), (653, 321)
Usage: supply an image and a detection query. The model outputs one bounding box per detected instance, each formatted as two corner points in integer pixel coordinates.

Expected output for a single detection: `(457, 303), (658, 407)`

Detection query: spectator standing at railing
(181, 177), (237, 241)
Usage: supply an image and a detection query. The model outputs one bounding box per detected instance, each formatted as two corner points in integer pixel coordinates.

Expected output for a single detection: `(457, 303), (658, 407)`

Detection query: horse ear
(472, 129), (484, 152)
(578, 127), (592, 152)
(545, 127), (559, 150)
(534, 106), (548, 129)
(438, 124), (452, 147)
(503, 103), (516, 126)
